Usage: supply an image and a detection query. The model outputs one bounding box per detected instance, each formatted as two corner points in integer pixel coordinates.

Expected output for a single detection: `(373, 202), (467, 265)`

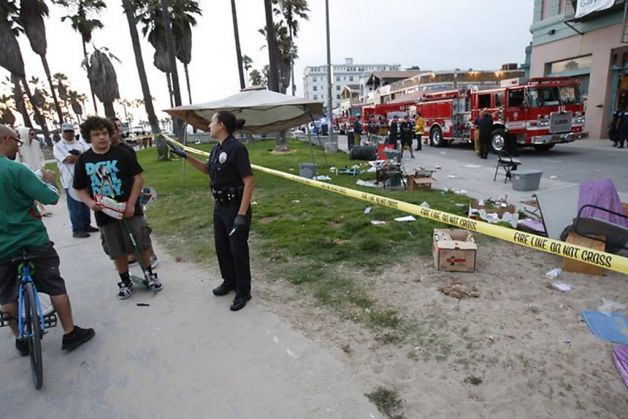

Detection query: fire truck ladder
(623, 0), (628, 43)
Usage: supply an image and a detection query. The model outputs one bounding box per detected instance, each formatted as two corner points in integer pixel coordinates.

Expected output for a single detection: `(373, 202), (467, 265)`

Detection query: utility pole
(325, 0), (334, 142)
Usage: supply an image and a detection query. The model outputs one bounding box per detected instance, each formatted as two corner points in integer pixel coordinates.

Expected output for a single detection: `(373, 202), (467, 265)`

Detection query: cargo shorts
(0, 242), (67, 305)
(99, 216), (152, 260)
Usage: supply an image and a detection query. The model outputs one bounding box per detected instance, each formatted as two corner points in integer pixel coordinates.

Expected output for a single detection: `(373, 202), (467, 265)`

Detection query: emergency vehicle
(334, 104), (363, 134)
(416, 77), (585, 152)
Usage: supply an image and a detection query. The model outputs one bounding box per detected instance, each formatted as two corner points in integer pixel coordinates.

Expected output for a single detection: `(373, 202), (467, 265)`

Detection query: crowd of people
(0, 110), (256, 358)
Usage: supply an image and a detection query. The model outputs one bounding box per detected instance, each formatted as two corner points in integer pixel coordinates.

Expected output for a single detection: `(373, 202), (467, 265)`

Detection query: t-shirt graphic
(87, 160), (123, 198)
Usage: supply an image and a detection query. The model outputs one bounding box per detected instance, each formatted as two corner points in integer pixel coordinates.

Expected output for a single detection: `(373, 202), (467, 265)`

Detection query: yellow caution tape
(161, 135), (628, 275)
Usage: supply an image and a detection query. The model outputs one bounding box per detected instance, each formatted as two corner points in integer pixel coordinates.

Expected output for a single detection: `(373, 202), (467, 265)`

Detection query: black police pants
(479, 135), (491, 158)
(213, 203), (252, 297)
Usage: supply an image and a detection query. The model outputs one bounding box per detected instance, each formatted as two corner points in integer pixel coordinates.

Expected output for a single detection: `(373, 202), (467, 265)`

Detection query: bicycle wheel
(24, 283), (43, 389)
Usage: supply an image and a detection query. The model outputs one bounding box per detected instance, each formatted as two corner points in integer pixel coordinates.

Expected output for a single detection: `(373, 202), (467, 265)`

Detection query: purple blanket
(578, 179), (628, 227)
(613, 345), (628, 389)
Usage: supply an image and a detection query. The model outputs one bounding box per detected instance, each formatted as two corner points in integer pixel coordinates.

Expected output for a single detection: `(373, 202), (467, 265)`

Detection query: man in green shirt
(0, 125), (94, 354)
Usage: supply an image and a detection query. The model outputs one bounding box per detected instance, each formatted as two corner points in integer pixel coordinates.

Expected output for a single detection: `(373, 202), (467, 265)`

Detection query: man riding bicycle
(0, 125), (94, 355)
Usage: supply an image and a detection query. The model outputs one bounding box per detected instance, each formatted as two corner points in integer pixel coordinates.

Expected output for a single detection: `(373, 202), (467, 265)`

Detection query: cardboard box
(562, 232), (606, 276)
(433, 229), (477, 272)
(406, 175), (432, 191)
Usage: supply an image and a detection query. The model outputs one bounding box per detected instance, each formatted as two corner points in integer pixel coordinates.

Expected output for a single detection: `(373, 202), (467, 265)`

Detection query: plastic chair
(493, 150), (521, 183)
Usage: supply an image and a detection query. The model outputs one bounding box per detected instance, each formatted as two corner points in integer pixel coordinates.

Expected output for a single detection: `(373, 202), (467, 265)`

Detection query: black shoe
(87, 226), (99, 233)
(15, 338), (28, 356)
(72, 231), (90, 238)
(212, 282), (234, 296)
(230, 294), (251, 311)
(62, 325), (95, 351)
(619, 146), (625, 149)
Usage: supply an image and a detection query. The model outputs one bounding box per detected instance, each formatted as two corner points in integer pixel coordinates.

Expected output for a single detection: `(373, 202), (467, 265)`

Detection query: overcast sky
(2, 0), (533, 126)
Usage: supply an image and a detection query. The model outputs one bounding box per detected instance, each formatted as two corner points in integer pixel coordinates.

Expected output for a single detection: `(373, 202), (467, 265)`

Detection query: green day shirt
(73, 146), (144, 226)
(0, 156), (60, 258)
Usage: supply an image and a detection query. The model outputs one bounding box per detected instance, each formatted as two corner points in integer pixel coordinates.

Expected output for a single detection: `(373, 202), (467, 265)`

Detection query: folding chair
(493, 150), (521, 183)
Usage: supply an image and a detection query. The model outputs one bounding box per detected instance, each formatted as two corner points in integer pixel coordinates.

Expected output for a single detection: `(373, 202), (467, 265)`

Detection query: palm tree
(275, 0), (309, 96)
(249, 68), (263, 86)
(263, 0), (280, 92)
(230, 0), (244, 89)
(53, 0), (106, 114)
(0, 2), (49, 139)
(169, 0), (200, 104)
(3, 75), (33, 127)
(86, 47), (119, 119)
(67, 89), (84, 121)
(242, 54), (253, 83)
(0, 94), (17, 126)
(19, 0), (64, 123)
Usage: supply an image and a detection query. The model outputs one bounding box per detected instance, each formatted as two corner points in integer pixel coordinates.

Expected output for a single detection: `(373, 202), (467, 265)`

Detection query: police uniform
(208, 136), (253, 297)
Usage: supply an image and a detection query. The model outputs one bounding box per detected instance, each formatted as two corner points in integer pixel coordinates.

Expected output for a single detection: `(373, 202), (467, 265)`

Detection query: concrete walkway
(0, 196), (380, 419)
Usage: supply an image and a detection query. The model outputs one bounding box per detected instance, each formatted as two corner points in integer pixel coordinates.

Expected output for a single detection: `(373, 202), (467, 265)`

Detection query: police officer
(169, 111), (254, 311)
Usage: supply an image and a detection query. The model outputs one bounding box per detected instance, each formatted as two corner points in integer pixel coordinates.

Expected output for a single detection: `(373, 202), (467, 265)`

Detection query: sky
(2, 0), (533, 127)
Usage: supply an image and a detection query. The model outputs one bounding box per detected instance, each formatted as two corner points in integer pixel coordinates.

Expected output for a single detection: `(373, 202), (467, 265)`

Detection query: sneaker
(212, 282), (234, 296)
(87, 226), (99, 233)
(15, 338), (28, 356)
(148, 273), (163, 292)
(61, 325), (95, 351)
(230, 294), (251, 311)
(73, 231), (90, 238)
(117, 281), (133, 299)
(150, 255), (158, 269)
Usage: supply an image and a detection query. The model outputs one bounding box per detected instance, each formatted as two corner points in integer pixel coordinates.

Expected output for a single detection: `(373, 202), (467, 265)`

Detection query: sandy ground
(254, 239), (628, 418)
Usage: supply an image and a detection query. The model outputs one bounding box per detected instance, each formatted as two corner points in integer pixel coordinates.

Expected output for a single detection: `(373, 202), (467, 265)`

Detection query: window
(546, 55), (592, 75)
(478, 94), (491, 108)
(312, 77), (317, 82)
(528, 85), (581, 107)
(495, 92), (503, 107)
(336, 85), (340, 91)
(349, 76), (354, 82)
(336, 95), (340, 99)
(336, 76), (340, 82)
(313, 95), (317, 100)
(313, 86), (317, 91)
(507, 89), (525, 107)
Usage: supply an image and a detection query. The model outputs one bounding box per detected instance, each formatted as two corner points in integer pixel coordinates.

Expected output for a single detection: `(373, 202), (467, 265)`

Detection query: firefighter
(388, 116), (399, 148)
(169, 111), (255, 311)
(477, 109), (493, 159)
(399, 116), (414, 158)
(415, 112), (425, 151)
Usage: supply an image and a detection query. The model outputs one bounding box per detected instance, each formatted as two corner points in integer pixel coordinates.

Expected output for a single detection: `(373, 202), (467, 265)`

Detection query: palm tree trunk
(82, 40), (98, 114)
(289, 28), (296, 96)
(230, 0), (245, 90)
(159, 0), (184, 139)
(166, 72), (174, 107)
(263, 0), (280, 92)
(184, 64), (192, 104)
(103, 101), (115, 119)
(122, 0), (166, 160)
(21, 77), (50, 142)
(12, 74), (33, 128)
(40, 57), (65, 124)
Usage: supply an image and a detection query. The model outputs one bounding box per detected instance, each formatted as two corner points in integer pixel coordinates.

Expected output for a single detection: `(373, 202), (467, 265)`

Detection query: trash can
(299, 162), (316, 179)
(324, 142), (338, 153)
(512, 170), (542, 191)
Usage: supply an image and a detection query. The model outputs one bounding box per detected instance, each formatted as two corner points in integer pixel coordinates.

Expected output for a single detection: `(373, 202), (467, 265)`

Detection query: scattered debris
(598, 299), (627, 317)
(394, 215), (416, 222)
(550, 175), (559, 180)
(551, 281), (572, 292)
(438, 279), (480, 299)
(464, 164), (482, 169)
(434, 165), (442, 169)
(291, 199), (301, 204)
(420, 201), (430, 208)
(545, 268), (561, 279)
(371, 220), (386, 225)
(357, 179), (379, 188)
(448, 175), (457, 179)
(341, 344), (352, 355)
(464, 375), (483, 385)
(313, 175), (331, 181)
(528, 304), (540, 314)
(364, 207), (372, 214)
(175, 256), (183, 262)
(136, 303), (150, 307)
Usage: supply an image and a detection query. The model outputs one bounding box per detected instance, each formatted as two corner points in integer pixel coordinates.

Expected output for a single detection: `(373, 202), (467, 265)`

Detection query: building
(529, 0), (627, 139)
(302, 58), (399, 110)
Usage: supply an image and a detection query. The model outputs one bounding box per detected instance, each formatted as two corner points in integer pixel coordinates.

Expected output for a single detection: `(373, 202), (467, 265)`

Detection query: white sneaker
(117, 282), (133, 299)
(150, 255), (158, 269)
(148, 273), (163, 292)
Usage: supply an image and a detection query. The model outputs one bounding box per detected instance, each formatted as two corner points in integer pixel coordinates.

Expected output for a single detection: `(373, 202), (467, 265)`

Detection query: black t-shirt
(73, 146), (144, 226)
(116, 141), (137, 160)
(207, 137), (253, 190)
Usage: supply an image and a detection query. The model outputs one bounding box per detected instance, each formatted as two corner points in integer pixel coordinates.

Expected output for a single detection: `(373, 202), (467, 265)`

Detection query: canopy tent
(164, 87), (324, 133)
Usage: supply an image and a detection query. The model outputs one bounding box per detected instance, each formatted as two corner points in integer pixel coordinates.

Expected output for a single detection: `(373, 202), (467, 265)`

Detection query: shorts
(99, 216), (152, 260)
(0, 242), (67, 305)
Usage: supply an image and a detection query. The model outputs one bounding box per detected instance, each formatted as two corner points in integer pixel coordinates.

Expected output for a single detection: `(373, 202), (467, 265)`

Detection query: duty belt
(212, 186), (243, 205)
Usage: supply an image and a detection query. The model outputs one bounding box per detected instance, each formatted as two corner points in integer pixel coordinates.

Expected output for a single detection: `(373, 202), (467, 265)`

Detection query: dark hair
(215, 111), (245, 135)
(80, 116), (114, 143)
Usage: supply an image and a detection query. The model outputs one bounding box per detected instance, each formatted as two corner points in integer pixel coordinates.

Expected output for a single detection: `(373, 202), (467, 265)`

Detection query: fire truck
(334, 104), (364, 134)
(416, 77), (585, 152)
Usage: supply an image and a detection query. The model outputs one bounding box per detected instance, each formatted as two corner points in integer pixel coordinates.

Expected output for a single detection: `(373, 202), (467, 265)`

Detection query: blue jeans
(65, 189), (91, 233)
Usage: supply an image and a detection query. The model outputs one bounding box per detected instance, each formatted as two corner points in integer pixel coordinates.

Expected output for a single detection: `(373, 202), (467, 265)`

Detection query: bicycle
(0, 251), (58, 389)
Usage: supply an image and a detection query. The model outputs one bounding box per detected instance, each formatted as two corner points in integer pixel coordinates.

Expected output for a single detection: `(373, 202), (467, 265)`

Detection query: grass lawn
(138, 139), (470, 335)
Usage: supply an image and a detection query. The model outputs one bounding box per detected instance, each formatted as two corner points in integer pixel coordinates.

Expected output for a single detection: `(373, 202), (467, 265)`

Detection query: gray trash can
(299, 162), (316, 179)
(512, 170), (542, 191)
(324, 142), (338, 153)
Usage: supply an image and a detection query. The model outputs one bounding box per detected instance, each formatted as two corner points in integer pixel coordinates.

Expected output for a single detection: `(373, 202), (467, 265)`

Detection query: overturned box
(433, 229), (477, 272)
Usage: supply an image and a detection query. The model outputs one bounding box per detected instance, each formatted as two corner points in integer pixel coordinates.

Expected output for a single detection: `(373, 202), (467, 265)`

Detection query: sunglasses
(10, 136), (24, 146)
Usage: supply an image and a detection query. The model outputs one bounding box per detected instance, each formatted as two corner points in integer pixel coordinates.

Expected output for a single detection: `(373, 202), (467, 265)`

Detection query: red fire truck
(416, 77), (585, 152)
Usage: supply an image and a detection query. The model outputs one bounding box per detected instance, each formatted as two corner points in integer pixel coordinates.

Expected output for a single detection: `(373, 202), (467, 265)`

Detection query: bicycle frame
(17, 263), (46, 340)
